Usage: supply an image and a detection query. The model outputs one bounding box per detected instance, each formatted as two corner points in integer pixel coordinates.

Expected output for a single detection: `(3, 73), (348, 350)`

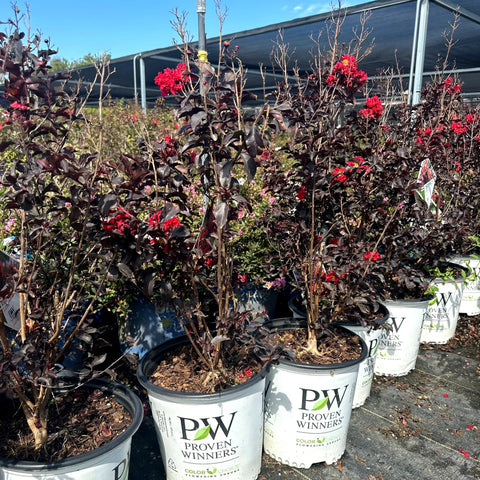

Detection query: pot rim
(0, 378), (143, 471)
(260, 318), (368, 371)
(137, 335), (268, 401)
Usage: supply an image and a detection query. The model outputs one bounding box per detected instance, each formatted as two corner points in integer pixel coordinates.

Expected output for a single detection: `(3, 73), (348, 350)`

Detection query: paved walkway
(130, 337), (480, 479)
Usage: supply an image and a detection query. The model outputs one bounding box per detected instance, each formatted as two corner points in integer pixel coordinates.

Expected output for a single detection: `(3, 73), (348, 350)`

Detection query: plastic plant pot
(374, 297), (431, 377)
(260, 319), (367, 468)
(0, 378), (143, 480)
(137, 336), (267, 480)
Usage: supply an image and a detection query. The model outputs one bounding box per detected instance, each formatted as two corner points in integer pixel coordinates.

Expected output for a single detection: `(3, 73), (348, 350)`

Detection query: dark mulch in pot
(0, 387), (131, 462)
(150, 343), (264, 394)
(267, 327), (364, 365)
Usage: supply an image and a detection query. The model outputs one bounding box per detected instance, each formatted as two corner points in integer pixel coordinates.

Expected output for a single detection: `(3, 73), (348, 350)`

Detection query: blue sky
(0, 0), (368, 62)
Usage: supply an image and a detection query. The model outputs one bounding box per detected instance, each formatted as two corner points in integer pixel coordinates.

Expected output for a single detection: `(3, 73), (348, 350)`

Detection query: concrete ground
(129, 335), (480, 480)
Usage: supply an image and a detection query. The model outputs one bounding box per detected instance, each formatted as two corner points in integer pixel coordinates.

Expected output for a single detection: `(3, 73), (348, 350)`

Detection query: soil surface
(149, 327), (363, 394)
(0, 387), (131, 463)
(267, 327), (364, 364)
(150, 343), (264, 393)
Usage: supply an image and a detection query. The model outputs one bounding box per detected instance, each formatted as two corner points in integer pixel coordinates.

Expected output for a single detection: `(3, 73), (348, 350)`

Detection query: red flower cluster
(312, 267), (348, 296)
(360, 96), (383, 119)
(154, 63), (190, 97)
(164, 217), (181, 233)
(158, 135), (178, 159)
(363, 251), (381, 261)
(102, 210), (137, 236)
(442, 77), (461, 95)
(465, 113), (476, 124)
(347, 156), (371, 173)
(148, 211), (181, 233)
(327, 55), (367, 89)
(333, 167), (348, 183)
(333, 156), (371, 183)
(148, 212), (181, 247)
(10, 101), (29, 110)
(296, 185), (307, 201)
(450, 120), (468, 135)
(260, 149), (272, 159)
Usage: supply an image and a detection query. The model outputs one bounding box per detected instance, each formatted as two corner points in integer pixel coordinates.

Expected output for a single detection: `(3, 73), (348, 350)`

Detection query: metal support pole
(197, 0), (207, 61)
(411, 0), (430, 105)
(407, 0), (421, 105)
(139, 56), (146, 113)
(133, 54), (141, 105)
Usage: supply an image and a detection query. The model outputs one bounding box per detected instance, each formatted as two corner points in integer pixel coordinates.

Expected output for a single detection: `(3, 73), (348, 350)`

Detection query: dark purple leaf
(214, 202), (229, 229)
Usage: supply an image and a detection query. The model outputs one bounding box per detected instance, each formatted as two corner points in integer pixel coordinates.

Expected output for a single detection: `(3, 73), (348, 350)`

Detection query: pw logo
(436, 291), (454, 307)
(368, 338), (379, 357)
(178, 412), (237, 440)
(299, 386), (349, 411)
(388, 317), (406, 334)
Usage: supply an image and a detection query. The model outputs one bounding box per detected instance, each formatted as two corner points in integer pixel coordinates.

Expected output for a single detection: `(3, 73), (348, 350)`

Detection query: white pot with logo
(137, 337), (267, 480)
(261, 320), (367, 468)
(342, 323), (384, 408)
(0, 379), (143, 480)
(374, 297), (430, 376)
(421, 271), (466, 344)
(449, 255), (480, 316)
(289, 295), (388, 409)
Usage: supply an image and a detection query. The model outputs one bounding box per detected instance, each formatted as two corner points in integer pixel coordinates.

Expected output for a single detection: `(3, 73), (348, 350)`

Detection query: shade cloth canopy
(7, 0), (480, 107)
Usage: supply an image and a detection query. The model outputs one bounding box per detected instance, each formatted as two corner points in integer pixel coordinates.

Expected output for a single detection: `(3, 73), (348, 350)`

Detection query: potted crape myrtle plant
(338, 74), (473, 373)
(100, 11), (276, 480)
(0, 12), (142, 479)
(369, 76), (473, 356)
(407, 76), (480, 329)
(256, 39), (394, 466)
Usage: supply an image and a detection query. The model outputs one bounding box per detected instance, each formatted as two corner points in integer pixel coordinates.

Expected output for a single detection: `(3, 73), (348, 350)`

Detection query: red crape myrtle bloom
(148, 211), (181, 246)
(102, 209), (137, 236)
(363, 251), (381, 261)
(450, 120), (468, 135)
(360, 96), (383, 119)
(154, 63), (190, 97)
(157, 135), (178, 159)
(333, 157), (371, 184)
(328, 55), (368, 89)
(442, 77), (461, 95)
(333, 167), (348, 183)
(148, 211), (181, 233)
(346, 156), (371, 173)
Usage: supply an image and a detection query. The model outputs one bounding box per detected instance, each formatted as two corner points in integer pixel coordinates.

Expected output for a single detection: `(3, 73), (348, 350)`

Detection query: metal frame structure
(3, 0), (478, 108)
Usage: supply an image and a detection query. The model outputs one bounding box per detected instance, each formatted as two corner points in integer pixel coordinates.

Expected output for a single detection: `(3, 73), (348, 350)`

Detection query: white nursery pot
(421, 273), (466, 344)
(137, 337), (266, 480)
(262, 320), (367, 468)
(343, 325), (383, 408)
(290, 296), (388, 408)
(0, 379), (143, 480)
(449, 255), (480, 316)
(374, 297), (430, 377)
